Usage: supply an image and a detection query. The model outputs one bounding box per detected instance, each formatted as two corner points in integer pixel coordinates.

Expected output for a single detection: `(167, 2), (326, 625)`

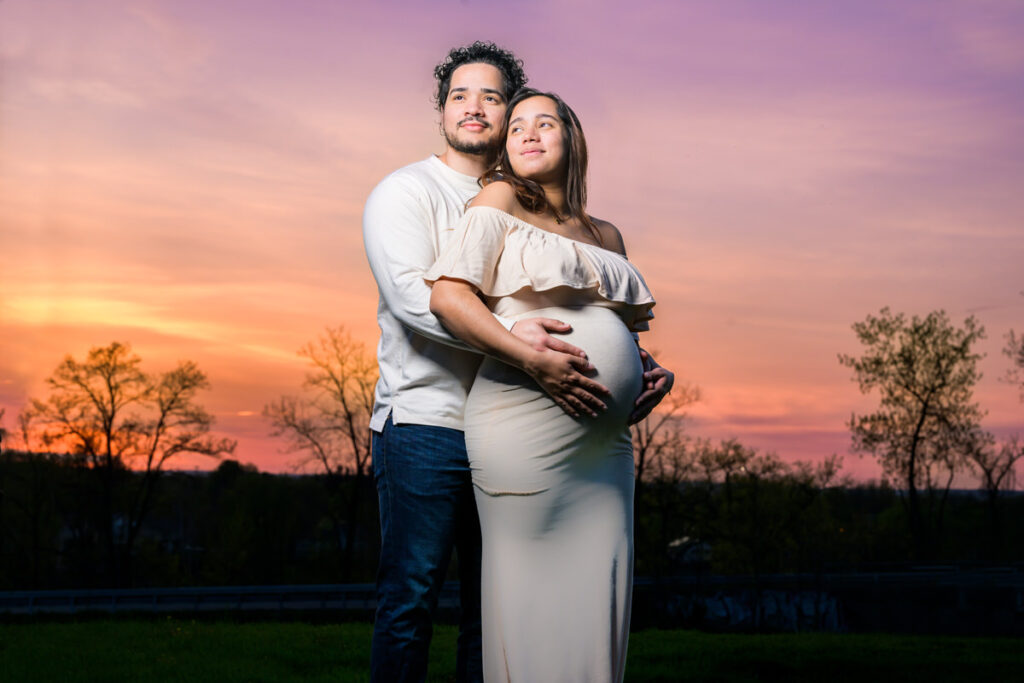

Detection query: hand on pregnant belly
(523, 348), (610, 418)
(547, 307), (645, 427)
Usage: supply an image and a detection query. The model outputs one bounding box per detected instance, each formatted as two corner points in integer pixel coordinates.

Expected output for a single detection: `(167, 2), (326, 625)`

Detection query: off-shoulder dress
(425, 206), (655, 683)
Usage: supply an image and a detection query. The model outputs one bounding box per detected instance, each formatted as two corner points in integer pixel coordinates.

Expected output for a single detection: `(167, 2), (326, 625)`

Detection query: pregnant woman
(426, 88), (657, 682)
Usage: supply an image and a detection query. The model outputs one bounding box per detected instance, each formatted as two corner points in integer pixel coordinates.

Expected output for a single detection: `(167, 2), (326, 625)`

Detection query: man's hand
(629, 348), (675, 425)
(511, 317), (588, 357)
(524, 348), (611, 418)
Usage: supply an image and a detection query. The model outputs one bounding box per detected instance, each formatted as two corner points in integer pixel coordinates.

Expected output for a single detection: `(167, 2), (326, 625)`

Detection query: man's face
(441, 62), (507, 156)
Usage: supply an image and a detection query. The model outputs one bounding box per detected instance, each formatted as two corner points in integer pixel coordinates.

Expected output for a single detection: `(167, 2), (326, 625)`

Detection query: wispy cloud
(2, 0), (1022, 472)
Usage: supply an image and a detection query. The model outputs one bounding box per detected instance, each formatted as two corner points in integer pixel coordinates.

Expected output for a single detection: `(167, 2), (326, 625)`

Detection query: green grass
(1, 619), (1021, 682)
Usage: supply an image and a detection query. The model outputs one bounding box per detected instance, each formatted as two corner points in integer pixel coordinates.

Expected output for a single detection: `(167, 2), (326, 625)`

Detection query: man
(362, 41), (673, 682)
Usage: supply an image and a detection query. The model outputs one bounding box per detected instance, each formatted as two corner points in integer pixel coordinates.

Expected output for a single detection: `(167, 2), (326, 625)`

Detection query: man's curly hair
(433, 41), (527, 110)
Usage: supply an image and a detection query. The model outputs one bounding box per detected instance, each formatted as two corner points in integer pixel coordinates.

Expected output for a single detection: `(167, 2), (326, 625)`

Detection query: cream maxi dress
(425, 206), (655, 683)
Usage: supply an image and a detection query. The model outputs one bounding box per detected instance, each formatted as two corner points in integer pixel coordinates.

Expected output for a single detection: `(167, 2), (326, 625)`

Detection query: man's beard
(445, 125), (499, 157)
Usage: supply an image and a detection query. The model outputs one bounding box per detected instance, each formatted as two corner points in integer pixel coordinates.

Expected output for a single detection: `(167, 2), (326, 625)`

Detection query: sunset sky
(2, 0), (1023, 480)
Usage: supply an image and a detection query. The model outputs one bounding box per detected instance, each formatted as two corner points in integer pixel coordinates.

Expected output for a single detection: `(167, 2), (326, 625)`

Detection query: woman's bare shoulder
(468, 180), (518, 212)
(590, 216), (627, 256)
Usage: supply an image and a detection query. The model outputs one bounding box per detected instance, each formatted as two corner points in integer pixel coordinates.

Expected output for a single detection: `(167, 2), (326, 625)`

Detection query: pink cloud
(2, 0), (1022, 475)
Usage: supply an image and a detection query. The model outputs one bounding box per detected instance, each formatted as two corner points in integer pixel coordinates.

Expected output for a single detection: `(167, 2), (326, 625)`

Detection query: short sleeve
(425, 206), (656, 333)
(424, 207), (510, 291)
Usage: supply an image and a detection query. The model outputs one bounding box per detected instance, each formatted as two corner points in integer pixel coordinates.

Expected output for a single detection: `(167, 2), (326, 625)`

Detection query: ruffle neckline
(425, 206), (655, 328)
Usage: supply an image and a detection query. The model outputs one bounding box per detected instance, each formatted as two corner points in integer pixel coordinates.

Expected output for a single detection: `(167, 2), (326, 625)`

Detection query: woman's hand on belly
(523, 348), (610, 418)
(628, 348), (676, 424)
(510, 316), (588, 358)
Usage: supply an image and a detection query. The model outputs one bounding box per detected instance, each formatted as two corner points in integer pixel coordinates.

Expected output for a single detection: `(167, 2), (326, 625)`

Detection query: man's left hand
(629, 348), (675, 425)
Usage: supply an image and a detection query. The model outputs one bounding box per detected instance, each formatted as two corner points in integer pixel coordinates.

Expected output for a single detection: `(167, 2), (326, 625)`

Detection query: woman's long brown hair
(481, 88), (602, 246)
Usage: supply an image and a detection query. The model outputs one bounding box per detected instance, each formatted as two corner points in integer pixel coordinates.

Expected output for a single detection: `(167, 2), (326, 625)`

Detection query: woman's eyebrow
(509, 113), (557, 125)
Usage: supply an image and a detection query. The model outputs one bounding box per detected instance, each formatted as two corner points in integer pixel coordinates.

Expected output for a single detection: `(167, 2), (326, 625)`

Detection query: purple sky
(2, 0), (1023, 478)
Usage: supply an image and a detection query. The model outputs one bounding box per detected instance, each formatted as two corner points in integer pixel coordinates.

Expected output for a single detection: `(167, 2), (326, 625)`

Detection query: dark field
(1, 620), (1021, 682)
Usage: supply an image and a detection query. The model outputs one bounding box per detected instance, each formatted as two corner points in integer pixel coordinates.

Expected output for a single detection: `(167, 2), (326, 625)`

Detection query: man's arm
(363, 175), (477, 350)
(628, 348), (675, 425)
(363, 174), (591, 357)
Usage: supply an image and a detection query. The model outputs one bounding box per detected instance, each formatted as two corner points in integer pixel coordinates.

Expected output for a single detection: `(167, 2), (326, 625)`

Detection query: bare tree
(696, 438), (763, 488)
(964, 326), (1024, 557)
(24, 342), (235, 585)
(264, 326), (377, 578)
(1004, 329), (1024, 402)
(839, 307), (987, 558)
(791, 454), (848, 490)
(971, 437), (1021, 500)
(968, 436), (1022, 560)
(632, 381), (700, 486)
(988, 322), (1024, 496)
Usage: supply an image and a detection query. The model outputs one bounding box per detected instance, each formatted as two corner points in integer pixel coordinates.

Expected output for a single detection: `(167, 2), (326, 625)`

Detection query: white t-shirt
(363, 155), (510, 432)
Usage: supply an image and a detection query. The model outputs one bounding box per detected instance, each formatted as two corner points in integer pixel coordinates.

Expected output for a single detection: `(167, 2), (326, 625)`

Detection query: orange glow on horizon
(2, 0), (1023, 479)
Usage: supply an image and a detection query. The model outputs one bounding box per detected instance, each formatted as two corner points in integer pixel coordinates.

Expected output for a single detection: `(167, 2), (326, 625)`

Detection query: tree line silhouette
(0, 307), (1021, 590)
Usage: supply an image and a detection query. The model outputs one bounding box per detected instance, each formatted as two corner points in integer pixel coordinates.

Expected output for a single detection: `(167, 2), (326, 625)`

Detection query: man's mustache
(459, 117), (490, 128)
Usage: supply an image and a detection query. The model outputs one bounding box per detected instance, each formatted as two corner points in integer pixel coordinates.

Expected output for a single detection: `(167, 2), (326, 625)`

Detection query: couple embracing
(362, 41), (674, 683)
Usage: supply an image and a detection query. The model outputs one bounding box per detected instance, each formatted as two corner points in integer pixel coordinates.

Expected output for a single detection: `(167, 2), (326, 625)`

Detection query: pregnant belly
(483, 305), (641, 421)
(539, 305), (643, 420)
(465, 305), (641, 492)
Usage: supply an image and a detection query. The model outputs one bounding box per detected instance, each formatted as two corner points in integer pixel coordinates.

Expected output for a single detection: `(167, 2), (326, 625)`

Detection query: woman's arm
(429, 182), (610, 417)
(430, 278), (608, 418)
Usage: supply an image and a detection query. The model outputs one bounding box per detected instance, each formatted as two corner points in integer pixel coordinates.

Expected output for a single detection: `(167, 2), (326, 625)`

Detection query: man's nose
(463, 95), (484, 116)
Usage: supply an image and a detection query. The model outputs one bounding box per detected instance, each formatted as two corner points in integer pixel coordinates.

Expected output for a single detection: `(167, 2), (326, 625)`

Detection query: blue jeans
(370, 415), (483, 683)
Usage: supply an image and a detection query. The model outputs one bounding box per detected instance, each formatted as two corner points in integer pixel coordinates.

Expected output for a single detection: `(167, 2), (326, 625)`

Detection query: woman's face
(505, 96), (566, 183)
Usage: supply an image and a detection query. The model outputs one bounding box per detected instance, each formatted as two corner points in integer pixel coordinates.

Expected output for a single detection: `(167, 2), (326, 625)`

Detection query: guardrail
(0, 583), (436, 616)
(632, 568), (1024, 634)
(3, 568), (1023, 633)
